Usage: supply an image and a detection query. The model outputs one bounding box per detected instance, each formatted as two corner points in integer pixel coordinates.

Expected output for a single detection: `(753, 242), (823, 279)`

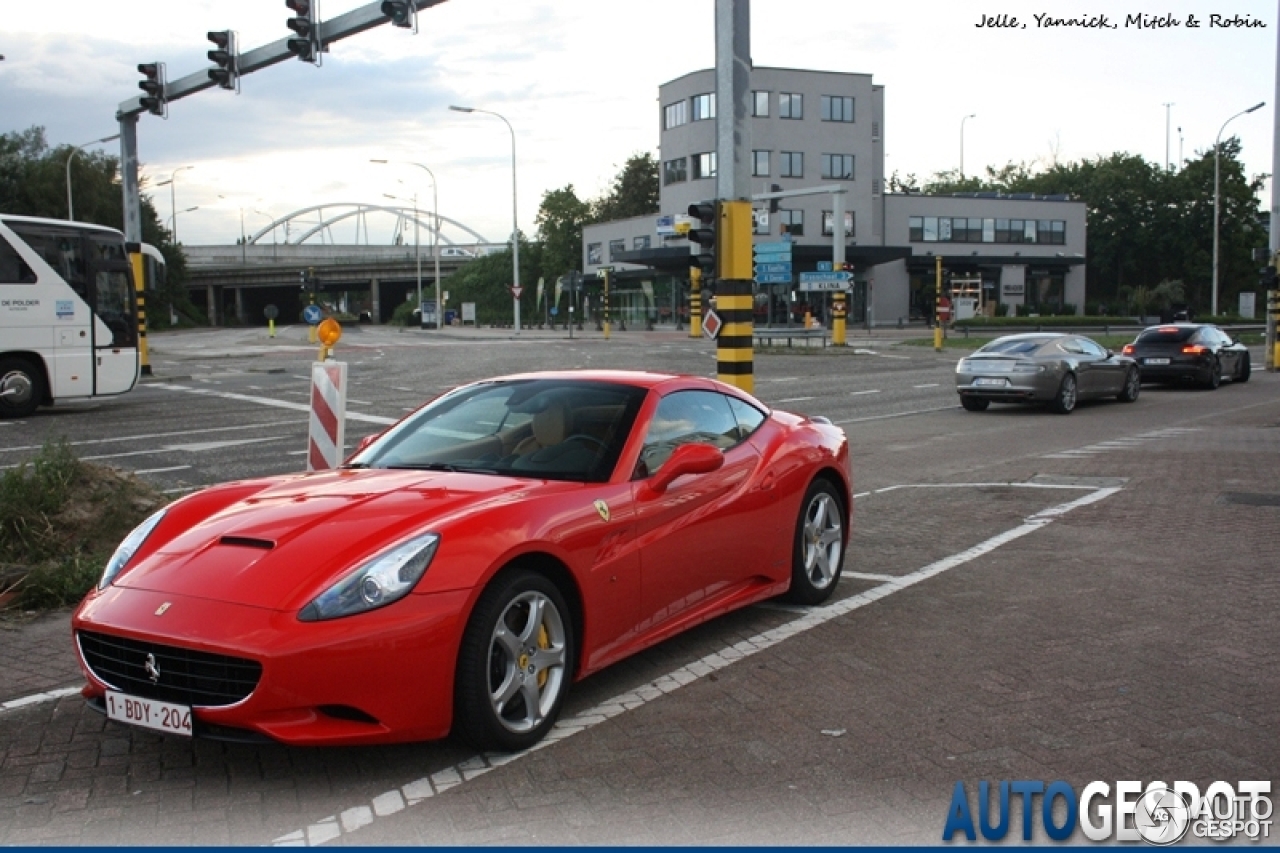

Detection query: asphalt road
(0, 325), (1276, 845)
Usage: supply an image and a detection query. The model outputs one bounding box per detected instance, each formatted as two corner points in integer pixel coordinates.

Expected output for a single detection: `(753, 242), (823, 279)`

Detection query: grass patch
(0, 440), (168, 611)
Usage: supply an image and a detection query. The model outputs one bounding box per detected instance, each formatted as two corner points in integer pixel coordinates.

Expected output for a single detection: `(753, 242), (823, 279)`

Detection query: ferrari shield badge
(154, 602), (172, 616)
(593, 499), (610, 522)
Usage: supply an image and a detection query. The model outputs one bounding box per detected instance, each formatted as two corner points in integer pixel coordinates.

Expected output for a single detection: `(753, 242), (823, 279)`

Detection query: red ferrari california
(73, 371), (851, 751)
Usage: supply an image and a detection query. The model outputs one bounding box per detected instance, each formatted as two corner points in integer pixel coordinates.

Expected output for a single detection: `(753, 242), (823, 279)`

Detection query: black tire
(453, 569), (574, 752)
(1049, 373), (1077, 414)
(1117, 367), (1141, 403)
(1237, 352), (1251, 383)
(1204, 357), (1222, 390)
(784, 479), (845, 605)
(0, 356), (44, 419)
(960, 396), (990, 412)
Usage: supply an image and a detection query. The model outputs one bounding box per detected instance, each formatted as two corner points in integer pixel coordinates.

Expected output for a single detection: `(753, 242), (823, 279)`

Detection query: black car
(1122, 323), (1251, 389)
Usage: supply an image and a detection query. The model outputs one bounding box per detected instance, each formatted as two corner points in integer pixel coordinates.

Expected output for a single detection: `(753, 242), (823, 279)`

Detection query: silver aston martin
(955, 333), (1141, 414)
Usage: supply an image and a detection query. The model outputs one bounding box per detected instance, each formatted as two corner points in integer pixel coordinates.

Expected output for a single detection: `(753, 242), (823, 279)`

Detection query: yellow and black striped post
(689, 267), (703, 338)
(933, 255), (944, 352)
(715, 201), (755, 394)
(127, 245), (152, 376)
(832, 288), (847, 346)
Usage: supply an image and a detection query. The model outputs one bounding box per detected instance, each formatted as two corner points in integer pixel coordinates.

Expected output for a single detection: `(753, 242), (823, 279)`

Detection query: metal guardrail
(753, 328), (831, 348)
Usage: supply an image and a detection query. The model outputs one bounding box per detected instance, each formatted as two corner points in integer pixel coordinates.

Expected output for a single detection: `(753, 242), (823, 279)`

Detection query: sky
(2, 0), (1275, 248)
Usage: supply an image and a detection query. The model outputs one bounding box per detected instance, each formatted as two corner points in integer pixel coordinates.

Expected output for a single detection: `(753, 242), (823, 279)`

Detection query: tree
(590, 152), (659, 222)
(0, 125), (195, 326)
(534, 185), (591, 285)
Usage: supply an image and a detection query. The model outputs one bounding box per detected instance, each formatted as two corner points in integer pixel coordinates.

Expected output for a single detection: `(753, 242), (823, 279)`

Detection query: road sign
(798, 271), (852, 292)
(656, 214), (675, 235)
(510, 286), (524, 298)
(798, 280), (850, 292)
(756, 273), (794, 284)
(754, 251), (792, 265)
(702, 308), (722, 339)
(816, 261), (833, 272)
(754, 262), (792, 275)
(755, 241), (793, 255)
(302, 304), (323, 325)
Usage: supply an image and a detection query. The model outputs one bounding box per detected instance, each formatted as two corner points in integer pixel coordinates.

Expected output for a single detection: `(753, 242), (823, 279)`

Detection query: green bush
(954, 315), (1141, 329)
(0, 440), (168, 611)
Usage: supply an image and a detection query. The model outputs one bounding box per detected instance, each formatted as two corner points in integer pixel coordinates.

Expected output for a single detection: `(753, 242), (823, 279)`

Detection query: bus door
(88, 234), (140, 394)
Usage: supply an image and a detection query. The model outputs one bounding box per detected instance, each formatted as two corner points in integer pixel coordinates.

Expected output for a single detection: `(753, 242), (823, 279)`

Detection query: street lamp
(450, 104), (520, 333)
(218, 195), (248, 264)
(372, 159), (442, 330)
(383, 191), (424, 328)
(65, 134), (120, 221)
(960, 114), (976, 179)
(165, 206), (199, 232)
(156, 165), (194, 243)
(252, 209), (278, 260)
(1212, 101), (1265, 317)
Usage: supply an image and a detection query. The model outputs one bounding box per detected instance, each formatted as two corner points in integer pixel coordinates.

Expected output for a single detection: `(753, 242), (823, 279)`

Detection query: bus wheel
(0, 357), (43, 419)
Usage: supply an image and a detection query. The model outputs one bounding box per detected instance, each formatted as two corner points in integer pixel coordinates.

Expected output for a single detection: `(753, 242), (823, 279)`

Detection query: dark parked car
(955, 333), (1141, 414)
(1121, 324), (1251, 389)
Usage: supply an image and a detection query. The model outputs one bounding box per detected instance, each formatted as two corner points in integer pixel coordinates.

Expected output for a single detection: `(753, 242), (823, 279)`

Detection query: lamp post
(372, 160), (441, 330)
(383, 191), (424, 328)
(165, 206), (199, 232)
(65, 134), (120, 221)
(156, 165), (194, 243)
(218, 195), (248, 263)
(960, 114), (976, 179)
(450, 105), (520, 333)
(252, 209), (278, 260)
(1212, 101), (1265, 317)
(1162, 102), (1174, 171)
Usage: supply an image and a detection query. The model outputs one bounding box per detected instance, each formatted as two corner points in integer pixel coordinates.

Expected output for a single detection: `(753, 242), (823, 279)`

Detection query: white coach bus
(0, 214), (142, 418)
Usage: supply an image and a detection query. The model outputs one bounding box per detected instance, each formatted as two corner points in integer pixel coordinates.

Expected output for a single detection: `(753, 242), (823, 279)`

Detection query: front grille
(77, 630), (262, 707)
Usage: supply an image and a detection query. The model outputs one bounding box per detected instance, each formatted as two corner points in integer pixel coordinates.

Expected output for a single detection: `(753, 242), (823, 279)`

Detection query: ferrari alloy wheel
(454, 569), (573, 752)
(960, 396), (989, 412)
(1050, 373), (1077, 414)
(785, 480), (845, 605)
(0, 357), (43, 419)
(1204, 357), (1222, 390)
(1117, 367), (1141, 403)
(1238, 352), (1251, 383)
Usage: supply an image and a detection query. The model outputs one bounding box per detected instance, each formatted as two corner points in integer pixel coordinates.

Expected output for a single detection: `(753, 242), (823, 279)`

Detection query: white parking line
(156, 384), (397, 426)
(776, 396), (816, 403)
(835, 405), (956, 424)
(270, 483), (1122, 847)
(133, 465), (193, 475)
(849, 389), (881, 396)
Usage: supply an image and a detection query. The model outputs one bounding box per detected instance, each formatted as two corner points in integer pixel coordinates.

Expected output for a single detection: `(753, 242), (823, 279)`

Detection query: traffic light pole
(114, 0), (448, 244)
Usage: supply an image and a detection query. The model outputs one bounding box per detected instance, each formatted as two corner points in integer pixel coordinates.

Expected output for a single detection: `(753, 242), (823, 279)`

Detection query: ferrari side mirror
(645, 443), (724, 495)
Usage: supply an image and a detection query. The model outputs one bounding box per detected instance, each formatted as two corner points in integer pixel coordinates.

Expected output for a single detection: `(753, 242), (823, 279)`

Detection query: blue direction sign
(756, 273), (794, 284)
(816, 261), (833, 272)
(755, 262), (792, 275)
(303, 304), (323, 325)
(798, 271), (852, 292)
(755, 241), (793, 255)
(754, 251), (792, 265)
(754, 240), (793, 284)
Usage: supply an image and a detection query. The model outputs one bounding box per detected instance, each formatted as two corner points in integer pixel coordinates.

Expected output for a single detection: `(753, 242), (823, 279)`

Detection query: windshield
(347, 378), (647, 482)
(1136, 326), (1196, 343)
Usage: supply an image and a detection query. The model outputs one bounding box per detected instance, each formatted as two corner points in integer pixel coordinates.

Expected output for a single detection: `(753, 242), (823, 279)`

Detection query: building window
(633, 235), (651, 250)
(1051, 220), (1066, 244)
(780, 151), (803, 178)
(779, 209), (804, 236)
(692, 151), (717, 180)
(752, 150), (770, 177)
(822, 211), (854, 238)
(663, 157), (687, 186)
(821, 95), (854, 122)
(779, 93), (802, 119)
(909, 216), (924, 242)
(923, 217), (938, 242)
(608, 239), (625, 261)
(587, 243), (602, 265)
(821, 153), (853, 180)
(752, 90), (769, 117)
(938, 217), (952, 242)
(692, 93), (715, 121)
(664, 100), (688, 130)
(983, 218), (995, 242)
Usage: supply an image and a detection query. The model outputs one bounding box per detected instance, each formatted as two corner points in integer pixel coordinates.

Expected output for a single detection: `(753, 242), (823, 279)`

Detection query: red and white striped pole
(307, 361), (347, 471)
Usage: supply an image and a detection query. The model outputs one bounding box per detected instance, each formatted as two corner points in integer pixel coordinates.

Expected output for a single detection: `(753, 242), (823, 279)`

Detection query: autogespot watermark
(942, 780), (1272, 844)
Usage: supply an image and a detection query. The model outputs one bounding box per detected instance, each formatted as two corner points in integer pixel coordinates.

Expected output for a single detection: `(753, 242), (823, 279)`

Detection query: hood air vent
(219, 535), (276, 550)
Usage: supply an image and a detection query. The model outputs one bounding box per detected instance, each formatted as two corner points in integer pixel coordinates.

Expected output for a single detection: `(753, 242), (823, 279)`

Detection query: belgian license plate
(1145, 358), (1170, 365)
(105, 690), (193, 737)
(973, 377), (1007, 387)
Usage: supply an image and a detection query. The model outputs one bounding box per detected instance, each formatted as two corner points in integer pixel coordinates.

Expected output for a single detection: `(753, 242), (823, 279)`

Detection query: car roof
(472, 369), (768, 407)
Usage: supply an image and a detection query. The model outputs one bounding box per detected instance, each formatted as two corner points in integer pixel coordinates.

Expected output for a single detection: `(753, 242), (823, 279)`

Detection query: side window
(7, 225), (88, 298)
(637, 390), (740, 478)
(726, 396), (766, 438)
(1079, 339), (1106, 358)
(0, 236), (37, 283)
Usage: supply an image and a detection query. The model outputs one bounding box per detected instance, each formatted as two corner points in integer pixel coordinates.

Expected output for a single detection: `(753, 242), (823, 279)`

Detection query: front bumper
(73, 585), (469, 745)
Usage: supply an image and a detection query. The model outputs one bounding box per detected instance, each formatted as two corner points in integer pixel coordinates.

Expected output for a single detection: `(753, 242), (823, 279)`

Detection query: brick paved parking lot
(0, 330), (1275, 845)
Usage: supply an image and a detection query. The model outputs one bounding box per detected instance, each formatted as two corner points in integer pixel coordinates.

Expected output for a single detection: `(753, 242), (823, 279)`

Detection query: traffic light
(137, 62), (167, 117)
(286, 0), (320, 63)
(768, 183), (782, 214)
(380, 0), (416, 29)
(206, 30), (239, 91)
(688, 201), (717, 278)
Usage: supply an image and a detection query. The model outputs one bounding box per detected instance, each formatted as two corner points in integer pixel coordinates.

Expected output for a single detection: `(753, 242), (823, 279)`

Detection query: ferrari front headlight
(99, 508), (167, 590)
(298, 531), (440, 622)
